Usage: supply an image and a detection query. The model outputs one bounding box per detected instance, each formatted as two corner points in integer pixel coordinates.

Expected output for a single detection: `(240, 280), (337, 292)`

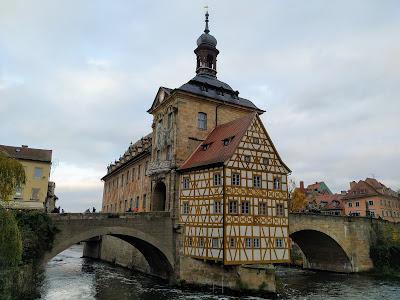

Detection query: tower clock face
(159, 90), (165, 103)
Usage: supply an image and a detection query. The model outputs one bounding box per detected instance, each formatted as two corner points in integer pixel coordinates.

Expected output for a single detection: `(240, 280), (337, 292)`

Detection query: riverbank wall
(0, 264), (39, 299)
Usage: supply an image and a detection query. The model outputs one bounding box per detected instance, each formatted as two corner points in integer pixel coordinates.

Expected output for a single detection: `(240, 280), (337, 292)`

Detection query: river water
(38, 244), (400, 300)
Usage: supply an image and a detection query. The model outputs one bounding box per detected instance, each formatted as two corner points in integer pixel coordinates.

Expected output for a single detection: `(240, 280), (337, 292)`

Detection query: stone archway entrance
(152, 182), (166, 211)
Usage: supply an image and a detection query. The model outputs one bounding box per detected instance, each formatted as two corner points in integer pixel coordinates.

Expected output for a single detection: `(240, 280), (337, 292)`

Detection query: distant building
(306, 192), (344, 216)
(0, 144), (54, 211)
(342, 178), (400, 221)
(300, 181), (332, 195)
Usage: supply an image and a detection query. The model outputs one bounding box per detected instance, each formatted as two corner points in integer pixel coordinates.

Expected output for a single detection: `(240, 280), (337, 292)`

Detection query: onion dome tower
(194, 11), (219, 77)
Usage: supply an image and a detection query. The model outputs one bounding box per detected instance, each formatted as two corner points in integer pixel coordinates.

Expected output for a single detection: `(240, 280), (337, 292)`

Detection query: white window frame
(253, 176), (261, 188)
(183, 202), (189, 214)
(368, 200), (374, 206)
(31, 188), (40, 200)
(214, 173), (221, 186)
(232, 173), (240, 186)
(229, 201), (238, 214)
(34, 167), (43, 179)
(214, 201), (221, 214)
(213, 238), (219, 249)
(253, 238), (260, 248)
(355, 201), (360, 207)
(246, 238), (252, 248)
(183, 178), (189, 189)
(277, 204), (284, 217)
(274, 178), (281, 190)
(198, 112), (207, 129)
(14, 188), (23, 199)
(348, 202), (353, 208)
(259, 203), (267, 215)
(276, 238), (283, 248)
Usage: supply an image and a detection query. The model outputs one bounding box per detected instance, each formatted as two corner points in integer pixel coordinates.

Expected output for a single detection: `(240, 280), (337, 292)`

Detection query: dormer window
(202, 143), (212, 151)
(222, 136), (234, 146)
(353, 191), (357, 195)
(360, 189), (365, 194)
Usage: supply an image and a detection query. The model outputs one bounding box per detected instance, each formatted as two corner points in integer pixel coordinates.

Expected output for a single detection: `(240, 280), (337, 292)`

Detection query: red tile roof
(0, 145), (52, 163)
(178, 113), (256, 171)
(307, 182), (322, 191)
(342, 178), (388, 200)
(308, 193), (344, 210)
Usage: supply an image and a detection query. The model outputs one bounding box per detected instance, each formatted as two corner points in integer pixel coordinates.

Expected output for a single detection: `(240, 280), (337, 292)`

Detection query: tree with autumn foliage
(288, 178), (306, 212)
(0, 150), (26, 201)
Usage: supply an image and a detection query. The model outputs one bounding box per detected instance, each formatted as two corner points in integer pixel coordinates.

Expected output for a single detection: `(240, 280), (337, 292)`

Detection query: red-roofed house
(306, 192), (345, 216)
(342, 178), (400, 221)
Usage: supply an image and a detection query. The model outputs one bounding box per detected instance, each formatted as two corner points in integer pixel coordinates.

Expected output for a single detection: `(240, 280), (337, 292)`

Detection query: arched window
(197, 56), (201, 69)
(198, 112), (207, 129)
(207, 54), (214, 68)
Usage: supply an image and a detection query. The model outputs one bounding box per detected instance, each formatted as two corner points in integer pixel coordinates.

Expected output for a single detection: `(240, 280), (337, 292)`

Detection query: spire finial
(204, 9), (210, 34)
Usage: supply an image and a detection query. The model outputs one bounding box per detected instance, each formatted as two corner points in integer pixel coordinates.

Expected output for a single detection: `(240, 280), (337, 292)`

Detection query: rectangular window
(368, 200), (374, 206)
(167, 145), (171, 161)
(136, 196), (139, 209)
(116, 177), (119, 188)
(230, 238), (235, 248)
(138, 165), (142, 179)
(124, 199), (127, 211)
(121, 174), (124, 186)
(245, 156), (250, 162)
(31, 188), (40, 200)
(214, 173), (221, 186)
(115, 205), (117, 212)
(389, 200), (391, 207)
(110, 204), (113, 212)
(157, 150), (161, 161)
(274, 178), (281, 190)
(229, 201), (238, 214)
(263, 158), (268, 164)
(253, 137), (259, 144)
(130, 198), (133, 210)
(370, 210), (376, 218)
(277, 204), (284, 217)
(276, 238), (283, 248)
(132, 168), (135, 181)
(14, 188), (23, 199)
(213, 238), (219, 249)
(108, 182), (111, 192)
(127, 171), (130, 184)
(253, 176), (261, 188)
(259, 203), (267, 215)
(198, 112), (207, 129)
(183, 178), (189, 189)
(188, 237), (192, 246)
(183, 202), (189, 214)
(241, 201), (250, 214)
(253, 238), (260, 248)
(380, 199), (383, 205)
(145, 161), (148, 175)
(199, 237), (204, 248)
(360, 189), (365, 194)
(214, 201), (221, 214)
(232, 173), (240, 186)
(348, 202), (353, 208)
(355, 201), (360, 207)
(246, 238), (252, 248)
(168, 112), (173, 129)
(119, 201), (122, 212)
(34, 167), (42, 179)
(143, 194), (147, 209)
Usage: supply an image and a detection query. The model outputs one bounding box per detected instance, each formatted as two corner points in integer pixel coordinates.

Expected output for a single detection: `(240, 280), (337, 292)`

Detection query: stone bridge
(44, 212), (390, 277)
(44, 212), (175, 279)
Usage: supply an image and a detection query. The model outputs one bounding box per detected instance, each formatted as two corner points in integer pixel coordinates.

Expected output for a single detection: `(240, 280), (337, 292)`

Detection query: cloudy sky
(1, 0), (399, 212)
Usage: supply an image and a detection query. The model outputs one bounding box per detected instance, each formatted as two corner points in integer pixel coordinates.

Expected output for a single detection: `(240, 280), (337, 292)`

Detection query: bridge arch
(41, 226), (174, 279)
(290, 229), (353, 273)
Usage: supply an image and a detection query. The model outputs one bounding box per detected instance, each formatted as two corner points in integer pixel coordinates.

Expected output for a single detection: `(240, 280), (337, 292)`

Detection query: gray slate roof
(178, 74), (262, 111)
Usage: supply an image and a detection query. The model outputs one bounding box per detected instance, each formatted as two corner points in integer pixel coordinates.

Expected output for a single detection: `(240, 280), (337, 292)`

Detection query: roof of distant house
(342, 178), (391, 200)
(307, 193), (344, 210)
(0, 145), (52, 163)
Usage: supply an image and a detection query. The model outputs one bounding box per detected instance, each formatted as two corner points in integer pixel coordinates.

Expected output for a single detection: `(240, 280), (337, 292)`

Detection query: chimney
(350, 181), (357, 190)
(300, 181), (304, 190)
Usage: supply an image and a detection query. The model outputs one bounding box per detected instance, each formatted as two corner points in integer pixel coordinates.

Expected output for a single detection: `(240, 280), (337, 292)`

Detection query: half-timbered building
(101, 11), (291, 265)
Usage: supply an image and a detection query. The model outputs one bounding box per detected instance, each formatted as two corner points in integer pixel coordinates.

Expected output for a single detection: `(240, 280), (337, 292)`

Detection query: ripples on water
(39, 245), (400, 300)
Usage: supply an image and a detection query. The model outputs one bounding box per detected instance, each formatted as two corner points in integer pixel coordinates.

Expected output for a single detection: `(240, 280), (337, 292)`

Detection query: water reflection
(39, 245), (400, 300)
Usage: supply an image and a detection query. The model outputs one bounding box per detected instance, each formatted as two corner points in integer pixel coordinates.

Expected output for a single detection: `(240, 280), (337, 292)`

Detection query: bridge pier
(82, 237), (102, 259)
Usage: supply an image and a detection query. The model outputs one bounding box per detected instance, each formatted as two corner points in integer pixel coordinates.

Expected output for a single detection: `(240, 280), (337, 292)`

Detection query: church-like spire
(194, 11), (219, 77)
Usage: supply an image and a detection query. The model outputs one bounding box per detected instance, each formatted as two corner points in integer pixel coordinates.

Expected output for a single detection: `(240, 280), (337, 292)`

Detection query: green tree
(0, 150), (26, 201)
